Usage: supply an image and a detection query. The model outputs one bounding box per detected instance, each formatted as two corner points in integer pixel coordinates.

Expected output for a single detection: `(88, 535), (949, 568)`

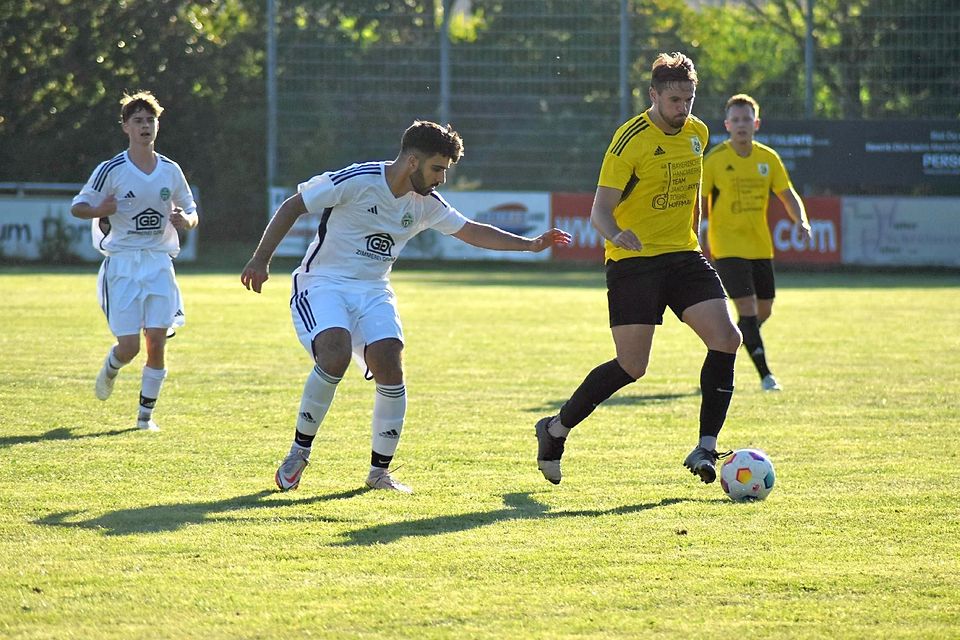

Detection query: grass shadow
(333, 493), (689, 547)
(34, 487), (366, 536)
(528, 389), (699, 414)
(0, 426), (137, 448)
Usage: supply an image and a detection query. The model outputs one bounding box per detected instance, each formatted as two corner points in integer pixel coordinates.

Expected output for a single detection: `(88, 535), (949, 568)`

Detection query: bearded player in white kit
(71, 91), (198, 432)
(241, 120), (571, 493)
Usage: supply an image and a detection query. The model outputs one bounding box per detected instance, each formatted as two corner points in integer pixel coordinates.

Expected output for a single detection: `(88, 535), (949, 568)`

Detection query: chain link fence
(270, 0), (960, 193)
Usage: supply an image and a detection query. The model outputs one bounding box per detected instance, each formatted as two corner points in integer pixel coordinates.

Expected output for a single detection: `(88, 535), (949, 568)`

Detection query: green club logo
(160, 187), (171, 201)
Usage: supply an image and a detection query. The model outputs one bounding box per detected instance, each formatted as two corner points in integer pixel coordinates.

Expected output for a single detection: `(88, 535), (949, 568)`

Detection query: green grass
(1, 263), (959, 639)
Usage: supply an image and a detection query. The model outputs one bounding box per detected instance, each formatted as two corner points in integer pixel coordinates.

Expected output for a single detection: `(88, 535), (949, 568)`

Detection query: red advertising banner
(551, 192), (842, 266)
(551, 192), (604, 263)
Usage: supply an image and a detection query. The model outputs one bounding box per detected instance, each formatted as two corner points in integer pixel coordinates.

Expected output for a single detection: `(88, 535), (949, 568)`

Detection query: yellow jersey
(702, 140), (792, 259)
(597, 111), (708, 261)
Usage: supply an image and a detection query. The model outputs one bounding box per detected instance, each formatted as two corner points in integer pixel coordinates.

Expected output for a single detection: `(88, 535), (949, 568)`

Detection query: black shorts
(606, 251), (727, 327)
(714, 258), (776, 300)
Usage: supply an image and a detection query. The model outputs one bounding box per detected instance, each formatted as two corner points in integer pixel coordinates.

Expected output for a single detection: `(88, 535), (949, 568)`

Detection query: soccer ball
(720, 449), (776, 502)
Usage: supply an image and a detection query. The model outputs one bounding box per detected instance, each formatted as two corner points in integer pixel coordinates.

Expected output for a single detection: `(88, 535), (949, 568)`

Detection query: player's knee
(618, 358), (648, 380)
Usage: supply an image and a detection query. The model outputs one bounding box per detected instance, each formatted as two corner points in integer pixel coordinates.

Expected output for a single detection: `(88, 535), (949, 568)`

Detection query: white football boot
(275, 445), (310, 491)
(365, 469), (413, 494)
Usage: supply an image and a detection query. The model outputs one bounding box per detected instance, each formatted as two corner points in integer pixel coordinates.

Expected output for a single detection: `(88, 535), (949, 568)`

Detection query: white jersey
(73, 151), (197, 257)
(294, 161), (468, 283)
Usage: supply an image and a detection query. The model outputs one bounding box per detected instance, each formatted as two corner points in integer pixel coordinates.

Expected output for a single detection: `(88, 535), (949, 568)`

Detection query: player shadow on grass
(333, 493), (689, 547)
(33, 488), (366, 536)
(0, 426), (137, 448)
(529, 389), (699, 414)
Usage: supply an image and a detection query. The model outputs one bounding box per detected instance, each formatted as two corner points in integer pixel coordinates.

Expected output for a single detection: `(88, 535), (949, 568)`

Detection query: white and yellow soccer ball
(720, 449), (776, 501)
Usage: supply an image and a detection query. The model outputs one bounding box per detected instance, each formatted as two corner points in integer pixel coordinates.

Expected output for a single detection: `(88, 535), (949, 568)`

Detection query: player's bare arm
(70, 194), (118, 220)
(170, 207), (198, 230)
(451, 220), (571, 252)
(777, 187), (812, 238)
(241, 193), (309, 293)
(590, 186), (642, 251)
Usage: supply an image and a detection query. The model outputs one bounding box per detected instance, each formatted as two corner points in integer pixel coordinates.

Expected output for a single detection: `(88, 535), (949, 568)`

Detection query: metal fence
(267, 0), (960, 194)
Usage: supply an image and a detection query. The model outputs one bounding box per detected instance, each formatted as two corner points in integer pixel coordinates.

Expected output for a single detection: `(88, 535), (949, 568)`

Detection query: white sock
(138, 366), (167, 421)
(105, 347), (125, 379)
(699, 436), (718, 451)
(370, 383), (406, 471)
(294, 365), (341, 443)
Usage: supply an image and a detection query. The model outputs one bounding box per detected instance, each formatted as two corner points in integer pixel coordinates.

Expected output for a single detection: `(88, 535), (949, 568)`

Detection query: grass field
(1, 261), (959, 639)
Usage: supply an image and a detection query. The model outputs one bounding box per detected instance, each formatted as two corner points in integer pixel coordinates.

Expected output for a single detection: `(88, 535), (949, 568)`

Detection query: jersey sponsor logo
(123, 190), (136, 199)
(652, 193), (669, 210)
(132, 209), (163, 232)
(725, 164), (735, 171)
(757, 163), (770, 176)
(690, 136), (703, 156)
(160, 187), (171, 201)
(366, 205), (379, 215)
(363, 233), (395, 257)
(654, 146), (666, 156)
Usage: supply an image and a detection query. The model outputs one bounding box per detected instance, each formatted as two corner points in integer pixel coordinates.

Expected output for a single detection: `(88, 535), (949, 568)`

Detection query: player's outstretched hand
(530, 228), (573, 253)
(611, 229), (642, 251)
(240, 257), (270, 293)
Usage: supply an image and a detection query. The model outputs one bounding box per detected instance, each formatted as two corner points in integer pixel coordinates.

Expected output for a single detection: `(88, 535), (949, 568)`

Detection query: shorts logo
(690, 137), (702, 155)
(133, 208), (163, 231)
(365, 233), (395, 257)
(160, 187), (171, 201)
(401, 212), (413, 228)
(757, 163), (769, 176)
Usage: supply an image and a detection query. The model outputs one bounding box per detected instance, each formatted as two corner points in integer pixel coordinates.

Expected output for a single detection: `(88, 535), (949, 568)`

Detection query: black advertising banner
(705, 120), (960, 191)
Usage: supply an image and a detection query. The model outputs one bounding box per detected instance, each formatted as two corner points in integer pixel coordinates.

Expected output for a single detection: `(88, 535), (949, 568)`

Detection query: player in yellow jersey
(702, 94), (811, 392)
(534, 53), (742, 487)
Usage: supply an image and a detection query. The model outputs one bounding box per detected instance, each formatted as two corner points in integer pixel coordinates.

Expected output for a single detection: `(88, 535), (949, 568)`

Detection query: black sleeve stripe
(331, 169), (381, 185)
(430, 191), (450, 208)
(611, 118), (649, 156)
(303, 207), (334, 272)
(331, 162), (380, 181)
(93, 156), (125, 192)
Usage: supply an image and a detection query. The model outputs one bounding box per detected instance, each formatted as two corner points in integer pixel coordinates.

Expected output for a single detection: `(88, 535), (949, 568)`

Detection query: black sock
(737, 315), (771, 378)
(371, 451), (392, 469)
(700, 350), (736, 439)
(294, 430), (316, 448)
(558, 359), (636, 429)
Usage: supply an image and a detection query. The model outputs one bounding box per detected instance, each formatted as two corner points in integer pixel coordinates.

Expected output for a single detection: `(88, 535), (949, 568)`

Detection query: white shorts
(290, 275), (403, 368)
(97, 251), (185, 337)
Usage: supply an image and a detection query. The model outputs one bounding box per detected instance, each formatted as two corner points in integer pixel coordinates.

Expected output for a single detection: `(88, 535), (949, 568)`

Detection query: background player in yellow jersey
(535, 53), (742, 487)
(702, 94), (811, 392)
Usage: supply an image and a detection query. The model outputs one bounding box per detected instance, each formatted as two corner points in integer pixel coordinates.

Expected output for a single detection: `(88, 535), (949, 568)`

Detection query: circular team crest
(401, 212), (413, 228)
(690, 137), (702, 156)
(160, 187), (171, 201)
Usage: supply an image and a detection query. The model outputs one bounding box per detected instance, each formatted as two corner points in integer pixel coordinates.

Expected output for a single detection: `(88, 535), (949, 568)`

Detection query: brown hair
(726, 93), (760, 119)
(650, 52), (698, 92)
(401, 120), (464, 163)
(120, 91), (164, 123)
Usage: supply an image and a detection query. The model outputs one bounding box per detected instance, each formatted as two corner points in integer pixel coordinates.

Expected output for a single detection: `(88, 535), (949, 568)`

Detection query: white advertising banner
(273, 188), (553, 262)
(842, 196), (960, 267)
(406, 191), (552, 262)
(0, 194), (198, 262)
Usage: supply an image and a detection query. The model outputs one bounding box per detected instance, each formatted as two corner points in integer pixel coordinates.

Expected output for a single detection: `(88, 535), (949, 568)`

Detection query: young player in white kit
(241, 120), (571, 493)
(71, 92), (198, 431)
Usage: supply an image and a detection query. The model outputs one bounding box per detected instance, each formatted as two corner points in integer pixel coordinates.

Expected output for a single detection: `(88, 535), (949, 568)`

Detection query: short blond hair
(725, 93), (759, 119)
(120, 91), (164, 122)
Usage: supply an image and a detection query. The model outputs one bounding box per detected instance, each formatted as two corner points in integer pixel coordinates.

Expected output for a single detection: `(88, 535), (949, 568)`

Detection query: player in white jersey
(71, 91), (198, 432)
(241, 120), (571, 493)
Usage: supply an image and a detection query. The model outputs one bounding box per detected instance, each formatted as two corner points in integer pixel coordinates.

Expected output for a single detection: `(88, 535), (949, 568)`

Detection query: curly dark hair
(400, 120), (464, 163)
